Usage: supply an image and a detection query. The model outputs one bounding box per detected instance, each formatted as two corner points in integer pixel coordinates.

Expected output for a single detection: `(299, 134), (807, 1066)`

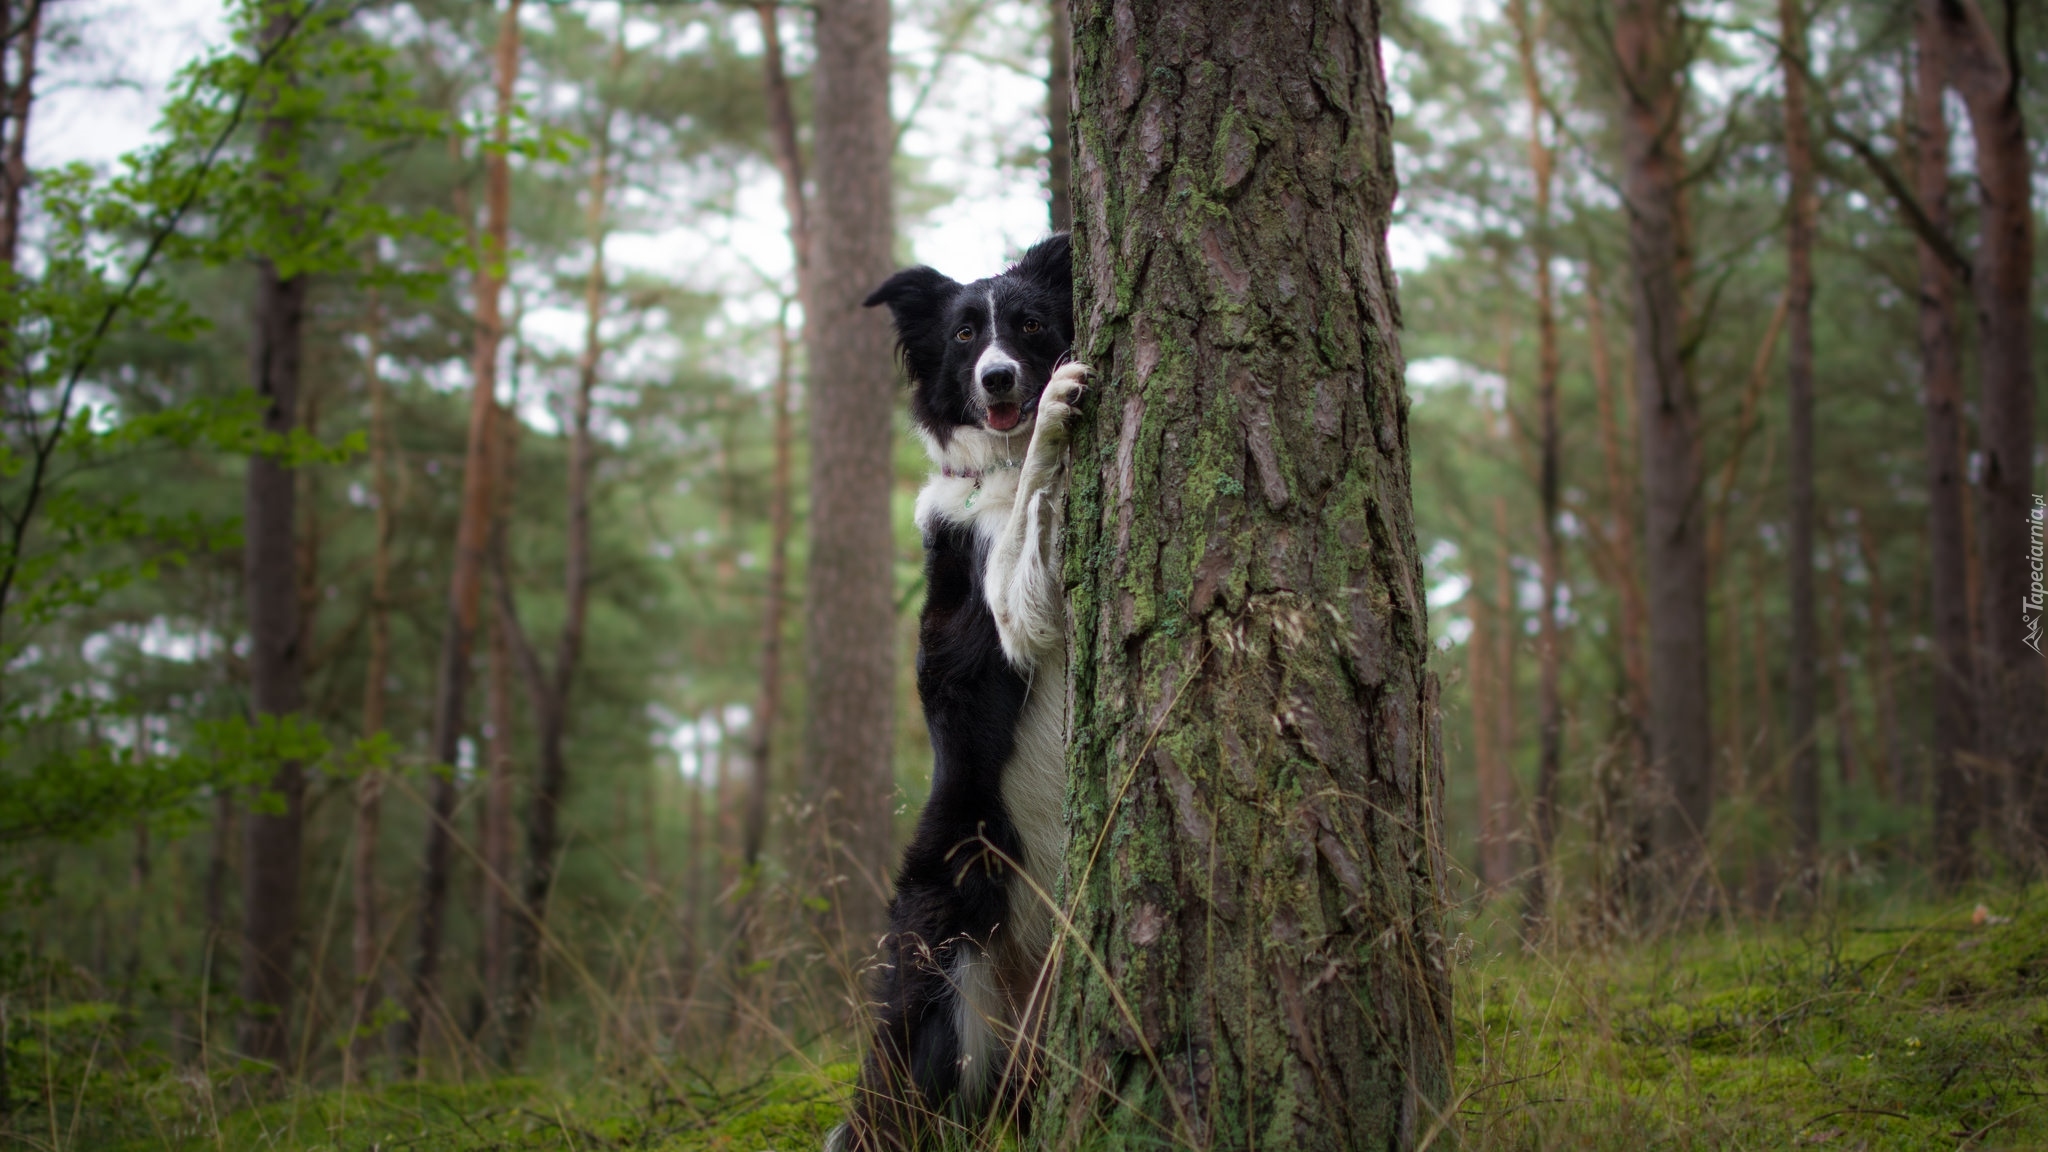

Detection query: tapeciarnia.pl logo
(2028, 494), (2045, 656)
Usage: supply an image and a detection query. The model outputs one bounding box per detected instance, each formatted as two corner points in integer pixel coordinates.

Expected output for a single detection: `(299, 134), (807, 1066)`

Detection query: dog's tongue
(986, 402), (1022, 432)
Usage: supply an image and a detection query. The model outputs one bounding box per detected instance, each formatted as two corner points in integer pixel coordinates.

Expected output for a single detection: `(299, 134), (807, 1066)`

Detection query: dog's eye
(1022, 319), (1041, 333)
(955, 327), (973, 342)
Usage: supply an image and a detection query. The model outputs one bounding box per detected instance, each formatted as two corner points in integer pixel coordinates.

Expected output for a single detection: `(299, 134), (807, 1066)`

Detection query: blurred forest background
(0, 0), (2044, 1146)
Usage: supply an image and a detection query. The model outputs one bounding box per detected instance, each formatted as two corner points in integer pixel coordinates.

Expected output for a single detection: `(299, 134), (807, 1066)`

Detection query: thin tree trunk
(205, 792), (234, 964)
(1916, 1), (1977, 885)
(501, 80), (611, 1062)
(1926, 0), (2041, 855)
(237, 9), (310, 1062)
(1704, 292), (1789, 577)
(0, 0), (41, 271)
(1615, 0), (1711, 879)
(1780, 0), (1821, 876)
(757, 0), (810, 309)
(1855, 521), (1904, 801)
(740, 1), (808, 921)
(1031, 2), (1450, 1145)
(1585, 259), (1650, 787)
(1046, 0), (1071, 233)
(1512, 0), (1563, 931)
(1823, 535), (1862, 789)
(481, 416), (518, 1046)
(1483, 497), (1517, 890)
(804, 0), (898, 946)
(745, 309), (795, 877)
(1750, 539), (1777, 775)
(1466, 585), (1506, 890)
(348, 283), (394, 1084)
(122, 820), (149, 1003)
(404, 0), (521, 1065)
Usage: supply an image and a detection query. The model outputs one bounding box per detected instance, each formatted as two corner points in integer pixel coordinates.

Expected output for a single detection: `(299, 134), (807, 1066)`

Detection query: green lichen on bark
(1030, 1), (1450, 1149)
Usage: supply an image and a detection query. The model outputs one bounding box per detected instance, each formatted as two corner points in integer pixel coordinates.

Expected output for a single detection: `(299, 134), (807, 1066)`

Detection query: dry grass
(5, 875), (2045, 1151)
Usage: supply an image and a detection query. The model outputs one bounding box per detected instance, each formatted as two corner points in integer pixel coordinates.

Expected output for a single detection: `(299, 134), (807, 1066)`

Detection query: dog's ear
(1010, 233), (1071, 297)
(864, 265), (959, 387)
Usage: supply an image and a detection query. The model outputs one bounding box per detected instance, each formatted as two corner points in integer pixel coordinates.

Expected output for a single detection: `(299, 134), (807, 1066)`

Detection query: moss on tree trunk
(1031, 1), (1451, 1146)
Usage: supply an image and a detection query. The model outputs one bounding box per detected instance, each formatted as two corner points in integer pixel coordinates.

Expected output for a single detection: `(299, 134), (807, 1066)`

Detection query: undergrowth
(1454, 887), (2048, 1150)
(3, 889), (2043, 1150)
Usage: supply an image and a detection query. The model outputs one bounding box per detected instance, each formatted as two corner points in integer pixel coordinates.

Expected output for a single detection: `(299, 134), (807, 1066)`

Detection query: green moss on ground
(10, 892), (2044, 1150)
(1454, 890), (2048, 1149)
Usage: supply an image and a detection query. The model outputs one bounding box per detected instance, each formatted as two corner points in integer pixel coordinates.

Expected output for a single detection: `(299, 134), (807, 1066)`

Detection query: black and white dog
(831, 234), (1089, 1150)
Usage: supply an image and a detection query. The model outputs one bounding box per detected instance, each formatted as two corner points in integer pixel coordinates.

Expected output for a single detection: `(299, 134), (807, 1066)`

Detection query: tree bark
(1031, 2), (1451, 1146)
(1511, 0), (1562, 931)
(237, 8), (310, 1061)
(1926, 0), (2041, 856)
(1914, 1), (1977, 885)
(1585, 258), (1650, 794)
(348, 283), (394, 1084)
(1615, 0), (1711, 879)
(1780, 0), (1820, 875)
(1046, 0), (1072, 233)
(0, 0), (41, 271)
(404, 0), (521, 1065)
(803, 0), (898, 946)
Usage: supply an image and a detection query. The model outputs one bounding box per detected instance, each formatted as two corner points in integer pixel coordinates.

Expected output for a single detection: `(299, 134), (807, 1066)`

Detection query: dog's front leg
(986, 362), (1090, 668)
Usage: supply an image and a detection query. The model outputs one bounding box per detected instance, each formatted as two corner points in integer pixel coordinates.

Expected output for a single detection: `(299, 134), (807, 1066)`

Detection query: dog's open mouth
(985, 402), (1022, 432)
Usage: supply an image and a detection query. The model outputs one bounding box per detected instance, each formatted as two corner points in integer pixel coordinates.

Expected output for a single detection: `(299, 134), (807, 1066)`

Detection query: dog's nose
(979, 365), (1018, 397)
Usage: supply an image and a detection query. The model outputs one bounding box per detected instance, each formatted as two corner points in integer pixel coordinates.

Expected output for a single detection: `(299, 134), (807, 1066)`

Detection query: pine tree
(1030, 1), (1451, 1145)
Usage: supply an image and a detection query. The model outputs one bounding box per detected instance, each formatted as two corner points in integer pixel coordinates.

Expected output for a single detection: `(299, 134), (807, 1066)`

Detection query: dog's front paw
(1035, 362), (1092, 440)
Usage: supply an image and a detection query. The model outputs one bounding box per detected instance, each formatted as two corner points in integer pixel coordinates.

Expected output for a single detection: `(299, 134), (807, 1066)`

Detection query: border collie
(830, 234), (1089, 1150)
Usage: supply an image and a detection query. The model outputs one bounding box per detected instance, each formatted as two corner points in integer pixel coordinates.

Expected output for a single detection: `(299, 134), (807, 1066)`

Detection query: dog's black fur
(836, 235), (1076, 1150)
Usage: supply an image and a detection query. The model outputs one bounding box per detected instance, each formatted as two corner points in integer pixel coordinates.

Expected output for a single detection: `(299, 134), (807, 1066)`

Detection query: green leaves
(0, 0), (462, 852)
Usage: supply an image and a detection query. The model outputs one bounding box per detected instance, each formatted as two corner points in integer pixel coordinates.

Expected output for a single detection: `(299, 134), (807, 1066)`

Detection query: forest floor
(9, 887), (2045, 1151)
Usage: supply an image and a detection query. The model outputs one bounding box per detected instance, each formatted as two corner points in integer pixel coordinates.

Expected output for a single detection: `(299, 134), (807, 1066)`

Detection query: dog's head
(863, 233), (1072, 448)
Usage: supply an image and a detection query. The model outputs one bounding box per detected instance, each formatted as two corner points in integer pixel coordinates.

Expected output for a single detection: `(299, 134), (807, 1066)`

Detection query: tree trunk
(348, 283), (394, 1084)
(1031, 2), (1451, 1146)
(1915, 1), (1976, 885)
(1615, 0), (1711, 878)
(500, 83), (610, 1063)
(1585, 258), (1650, 793)
(803, 0), (898, 946)
(1704, 292), (1789, 578)
(204, 791), (234, 965)
(1823, 535), (1862, 789)
(1466, 584), (1509, 891)
(237, 10), (310, 1058)
(1482, 497), (1517, 890)
(757, 0), (811, 310)
(1927, 0), (2041, 856)
(745, 309), (796, 878)
(1779, 0), (1821, 876)
(1046, 0), (1071, 233)
(1854, 521), (1904, 801)
(744, 1), (807, 887)
(481, 415), (519, 1047)
(1512, 0), (1563, 931)
(0, 0), (41, 271)
(404, 0), (521, 1065)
